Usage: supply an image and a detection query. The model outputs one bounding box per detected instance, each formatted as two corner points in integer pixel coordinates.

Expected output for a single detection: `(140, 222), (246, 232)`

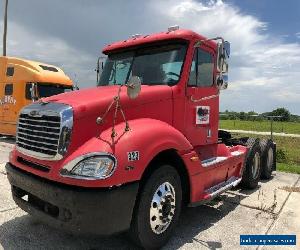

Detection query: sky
(0, 0), (300, 114)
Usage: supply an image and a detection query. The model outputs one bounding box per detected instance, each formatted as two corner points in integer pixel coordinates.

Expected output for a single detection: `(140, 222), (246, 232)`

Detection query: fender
(99, 118), (194, 183)
(49, 118), (194, 188)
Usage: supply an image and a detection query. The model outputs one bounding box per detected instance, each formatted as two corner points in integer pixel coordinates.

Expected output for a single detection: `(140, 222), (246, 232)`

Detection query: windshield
(98, 43), (187, 86)
(37, 84), (73, 98)
(25, 83), (73, 99)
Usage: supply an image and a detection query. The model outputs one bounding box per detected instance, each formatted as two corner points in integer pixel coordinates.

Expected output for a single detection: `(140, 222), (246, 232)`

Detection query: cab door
(184, 45), (219, 149)
(184, 45), (228, 188)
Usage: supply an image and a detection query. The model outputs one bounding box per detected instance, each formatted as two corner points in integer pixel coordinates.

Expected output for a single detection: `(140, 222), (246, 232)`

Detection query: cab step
(204, 176), (241, 199)
(201, 156), (227, 167)
(188, 176), (242, 207)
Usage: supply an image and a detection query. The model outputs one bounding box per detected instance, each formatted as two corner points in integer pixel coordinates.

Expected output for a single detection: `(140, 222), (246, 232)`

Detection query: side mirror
(217, 43), (223, 72)
(224, 41), (230, 58)
(126, 76), (141, 99)
(216, 74), (228, 90)
(73, 84), (79, 91)
(96, 56), (106, 83)
(217, 41), (230, 73)
(30, 83), (38, 101)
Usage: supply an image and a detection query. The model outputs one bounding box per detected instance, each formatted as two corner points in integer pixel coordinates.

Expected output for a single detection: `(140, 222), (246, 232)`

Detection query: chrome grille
(16, 102), (73, 160)
(17, 113), (61, 156)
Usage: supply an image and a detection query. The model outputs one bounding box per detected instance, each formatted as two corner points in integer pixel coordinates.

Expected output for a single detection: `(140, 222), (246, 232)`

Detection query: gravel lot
(0, 137), (299, 250)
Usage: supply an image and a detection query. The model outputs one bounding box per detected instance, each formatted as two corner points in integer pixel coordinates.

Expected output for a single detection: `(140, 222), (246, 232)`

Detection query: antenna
(73, 73), (79, 90)
(2, 0), (8, 56)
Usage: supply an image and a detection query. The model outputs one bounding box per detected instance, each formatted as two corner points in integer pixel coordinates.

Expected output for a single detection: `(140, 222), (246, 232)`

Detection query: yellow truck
(0, 56), (73, 136)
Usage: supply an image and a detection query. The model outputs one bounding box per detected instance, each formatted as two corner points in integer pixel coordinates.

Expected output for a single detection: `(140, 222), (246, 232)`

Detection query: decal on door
(196, 106), (210, 125)
(0, 95), (16, 105)
(128, 151), (139, 161)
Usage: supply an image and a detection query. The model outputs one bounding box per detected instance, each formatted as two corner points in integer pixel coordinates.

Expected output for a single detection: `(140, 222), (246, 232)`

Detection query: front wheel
(129, 165), (182, 249)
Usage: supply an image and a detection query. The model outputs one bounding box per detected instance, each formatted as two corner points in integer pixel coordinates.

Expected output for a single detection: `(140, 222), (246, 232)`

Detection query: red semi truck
(6, 27), (275, 249)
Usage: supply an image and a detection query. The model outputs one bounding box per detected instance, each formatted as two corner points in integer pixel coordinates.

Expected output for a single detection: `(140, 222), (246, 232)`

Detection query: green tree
(270, 108), (291, 121)
(239, 112), (246, 120)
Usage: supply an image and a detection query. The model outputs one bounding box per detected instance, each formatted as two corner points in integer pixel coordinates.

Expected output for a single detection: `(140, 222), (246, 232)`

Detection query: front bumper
(6, 163), (139, 235)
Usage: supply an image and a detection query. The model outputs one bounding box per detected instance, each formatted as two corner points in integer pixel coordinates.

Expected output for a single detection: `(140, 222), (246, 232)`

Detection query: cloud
(152, 0), (300, 114)
(0, 21), (95, 86)
(1, 0), (300, 114)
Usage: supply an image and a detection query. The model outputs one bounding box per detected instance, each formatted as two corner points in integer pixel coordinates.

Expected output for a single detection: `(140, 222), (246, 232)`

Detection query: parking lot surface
(0, 138), (299, 250)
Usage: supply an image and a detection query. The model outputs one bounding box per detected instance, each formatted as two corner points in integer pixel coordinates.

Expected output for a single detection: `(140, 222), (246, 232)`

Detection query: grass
(220, 119), (300, 134)
(270, 136), (300, 165)
(231, 133), (300, 174)
(277, 163), (300, 175)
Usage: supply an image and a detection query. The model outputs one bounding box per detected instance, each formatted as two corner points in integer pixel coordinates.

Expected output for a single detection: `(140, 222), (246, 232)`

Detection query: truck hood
(44, 85), (173, 120)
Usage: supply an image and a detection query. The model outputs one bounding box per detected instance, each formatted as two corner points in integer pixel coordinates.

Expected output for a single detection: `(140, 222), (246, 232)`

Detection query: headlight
(60, 153), (117, 180)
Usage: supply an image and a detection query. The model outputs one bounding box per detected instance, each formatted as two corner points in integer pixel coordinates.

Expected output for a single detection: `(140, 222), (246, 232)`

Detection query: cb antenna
(73, 73), (79, 90)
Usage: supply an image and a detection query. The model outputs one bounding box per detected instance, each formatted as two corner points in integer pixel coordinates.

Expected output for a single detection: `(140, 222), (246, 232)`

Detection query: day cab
(6, 27), (275, 249)
(0, 56), (73, 136)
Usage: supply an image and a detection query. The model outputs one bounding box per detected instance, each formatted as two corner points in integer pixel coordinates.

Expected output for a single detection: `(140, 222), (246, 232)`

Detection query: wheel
(129, 165), (182, 249)
(260, 139), (275, 179)
(241, 138), (262, 189)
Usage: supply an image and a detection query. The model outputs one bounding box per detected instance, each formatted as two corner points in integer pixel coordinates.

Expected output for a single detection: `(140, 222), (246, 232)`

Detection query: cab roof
(102, 29), (217, 54)
(0, 56), (72, 86)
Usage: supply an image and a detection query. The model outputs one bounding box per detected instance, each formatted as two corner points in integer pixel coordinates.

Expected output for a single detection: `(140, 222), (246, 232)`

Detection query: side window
(188, 52), (197, 86)
(197, 49), (214, 87)
(6, 67), (14, 77)
(5, 84), (13, 95)
(188, 48), (214, 87)
(108, 59), (132, 85)
(25, 84), (32, 100)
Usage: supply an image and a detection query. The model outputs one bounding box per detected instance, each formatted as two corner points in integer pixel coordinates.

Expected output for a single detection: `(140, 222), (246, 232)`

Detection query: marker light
(168, 25), (179, 32)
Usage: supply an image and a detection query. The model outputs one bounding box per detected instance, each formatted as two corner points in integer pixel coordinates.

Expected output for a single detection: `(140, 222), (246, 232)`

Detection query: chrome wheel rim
(267, 148), (274, 170)
(150, 182), (176, 234)
(252, 152), (260, 179)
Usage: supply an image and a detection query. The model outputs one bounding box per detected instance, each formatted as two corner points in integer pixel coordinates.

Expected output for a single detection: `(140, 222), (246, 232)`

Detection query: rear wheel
(241, 138), (262, 189)
(260, 139), (275, 179)
(129, 165), (182, 249)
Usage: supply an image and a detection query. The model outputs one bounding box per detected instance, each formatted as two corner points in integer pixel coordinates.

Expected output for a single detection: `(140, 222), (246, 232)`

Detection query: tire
(129, 165), (182, 249)
(241, 138), (262, 189)
(218, 130), (231, 140)
(260, 139), (275, 179)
